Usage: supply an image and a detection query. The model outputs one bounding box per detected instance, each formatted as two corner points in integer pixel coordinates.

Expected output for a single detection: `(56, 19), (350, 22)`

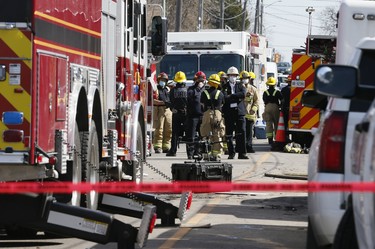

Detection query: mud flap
(98, 192), (192, 226)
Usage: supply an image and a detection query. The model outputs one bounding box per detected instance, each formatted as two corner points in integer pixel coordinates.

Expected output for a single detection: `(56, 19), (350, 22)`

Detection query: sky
(255, 0), (341, 62)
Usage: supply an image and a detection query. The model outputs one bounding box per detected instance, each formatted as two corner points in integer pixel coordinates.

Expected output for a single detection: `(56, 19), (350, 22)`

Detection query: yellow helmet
(174, 71), (186, 83)
(208, 74), (221, 88)
(249, 71), (256, 79)
(266, 76), (276, 86)
(239, 70), (250, 79)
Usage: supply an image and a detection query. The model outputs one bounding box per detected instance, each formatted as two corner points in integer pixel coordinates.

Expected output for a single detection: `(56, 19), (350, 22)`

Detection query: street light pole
(306, 6), (315, 36)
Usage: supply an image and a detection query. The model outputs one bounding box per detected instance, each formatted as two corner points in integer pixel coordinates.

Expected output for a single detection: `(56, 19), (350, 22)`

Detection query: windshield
(200, 54), (243, 76)
(0, 1), (32, 22)
(277, 62), (290, 67)
(158, 54), (198, 80)
(158, 54), (243, 80)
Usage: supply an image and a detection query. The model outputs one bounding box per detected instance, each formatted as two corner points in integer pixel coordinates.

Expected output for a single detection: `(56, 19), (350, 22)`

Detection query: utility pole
(220, 0), (224, 29)
(198, 0), (203, 30)
(260, 0), (264, 35)
(241, 0), (248, 31)
(175, 0), (182, 32)
(254, 0), (260, 33)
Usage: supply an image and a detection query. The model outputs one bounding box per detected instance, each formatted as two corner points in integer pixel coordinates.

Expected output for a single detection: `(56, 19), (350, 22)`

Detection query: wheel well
(76, 89), (89, 133)
(92, 90), (103, 159)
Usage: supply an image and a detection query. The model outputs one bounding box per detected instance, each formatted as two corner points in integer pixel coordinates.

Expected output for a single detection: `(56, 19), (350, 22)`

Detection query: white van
(266, 62), (278, 87)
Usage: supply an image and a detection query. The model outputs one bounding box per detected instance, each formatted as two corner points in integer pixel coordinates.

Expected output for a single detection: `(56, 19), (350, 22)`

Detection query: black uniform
(167, 84), (187, 156)
(281, 84), (291, 132)
(185, 84), (204, 158)
(222, 82), (248, 159)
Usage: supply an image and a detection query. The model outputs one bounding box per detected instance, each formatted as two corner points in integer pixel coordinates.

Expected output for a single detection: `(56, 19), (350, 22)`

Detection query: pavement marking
(235, 152), (271, 181)
(158, 152), (271, 248)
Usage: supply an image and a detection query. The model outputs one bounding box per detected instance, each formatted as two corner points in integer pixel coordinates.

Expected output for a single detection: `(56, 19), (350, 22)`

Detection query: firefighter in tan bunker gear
(153, 72), (172, 153)
(217, 71), (229, 154)
(240, 71), (259, 153)
(200, 74), (225, 160)
(262, 76), (283, 146)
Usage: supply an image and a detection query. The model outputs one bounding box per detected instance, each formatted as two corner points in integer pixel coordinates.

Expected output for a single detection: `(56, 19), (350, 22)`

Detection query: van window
(359, 49), (375, 87)
(158, 54), (198, 80)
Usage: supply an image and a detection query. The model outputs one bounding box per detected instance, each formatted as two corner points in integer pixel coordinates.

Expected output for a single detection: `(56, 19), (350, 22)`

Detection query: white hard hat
(227, 66), (239, 75)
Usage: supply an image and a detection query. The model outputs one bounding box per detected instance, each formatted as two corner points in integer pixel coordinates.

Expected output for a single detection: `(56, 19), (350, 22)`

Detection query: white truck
(305, 0), (375, 248)
(157, 29), (268, 114)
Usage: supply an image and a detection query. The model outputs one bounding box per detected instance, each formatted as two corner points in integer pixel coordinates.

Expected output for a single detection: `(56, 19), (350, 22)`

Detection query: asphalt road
(0, 138), (309, 249)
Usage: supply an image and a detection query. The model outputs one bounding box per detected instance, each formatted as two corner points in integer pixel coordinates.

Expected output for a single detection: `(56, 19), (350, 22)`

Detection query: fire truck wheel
(81, 120), (100, 210)
(55, 123), (82, 206)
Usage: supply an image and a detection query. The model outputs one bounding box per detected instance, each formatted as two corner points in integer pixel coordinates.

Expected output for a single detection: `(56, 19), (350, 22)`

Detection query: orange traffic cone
(275, 112), (286, 143)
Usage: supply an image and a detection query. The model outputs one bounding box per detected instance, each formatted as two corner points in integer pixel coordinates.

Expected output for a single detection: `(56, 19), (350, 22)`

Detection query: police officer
(200, 74), (225, 160)
(240, 71), (259, 153)
(153, 72), (172, 153)
(185, 71), (206, 159)
(262, 76), (283, 146)
(166, 71), (188, 157)
(222, 66), (249, 160)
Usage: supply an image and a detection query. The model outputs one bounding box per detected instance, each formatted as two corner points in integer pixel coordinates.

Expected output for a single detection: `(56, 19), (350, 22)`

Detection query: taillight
(318, 111), (348, 173)
(3, 129), (24, 142)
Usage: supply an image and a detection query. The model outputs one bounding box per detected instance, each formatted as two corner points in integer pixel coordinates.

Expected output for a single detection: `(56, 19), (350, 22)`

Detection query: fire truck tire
(81, 120), (100, 210)
(55, 123), (82, 206)
(134, 121), (144, 184)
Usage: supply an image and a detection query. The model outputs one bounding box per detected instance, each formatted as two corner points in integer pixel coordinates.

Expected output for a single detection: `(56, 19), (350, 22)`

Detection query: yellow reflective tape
(0, 29), (31, 69)
(34, 11), (101, 37)
(301, 111), (319, 129)
(0, 73), (31, 123)
(292, 55), (310, 74)
(35, 39), (100, 60)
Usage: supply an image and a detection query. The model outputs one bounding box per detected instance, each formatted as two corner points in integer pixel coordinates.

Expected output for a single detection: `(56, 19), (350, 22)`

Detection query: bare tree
(319, 7), (338, 36)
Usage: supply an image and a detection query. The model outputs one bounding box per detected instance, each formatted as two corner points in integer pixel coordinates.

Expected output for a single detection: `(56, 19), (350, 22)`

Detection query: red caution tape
(0, 181), (374, 194)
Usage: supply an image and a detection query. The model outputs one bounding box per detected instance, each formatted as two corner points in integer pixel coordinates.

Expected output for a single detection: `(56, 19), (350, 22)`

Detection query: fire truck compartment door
(37, 53), (68, 152)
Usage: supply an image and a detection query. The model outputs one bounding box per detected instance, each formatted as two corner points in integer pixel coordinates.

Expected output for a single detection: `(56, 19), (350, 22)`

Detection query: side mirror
(302, 90), (328, 110)
(314, 64), (358, 98)
(151, 16), (167, 56)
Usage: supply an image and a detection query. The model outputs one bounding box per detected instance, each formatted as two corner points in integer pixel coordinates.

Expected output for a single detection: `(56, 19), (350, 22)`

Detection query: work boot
(247, 146), (255, 153)
(154, 148), (162, 154)
(268, 138), (274, 145)
(238, 154), (249, 159)
(166, 151), (176, 157)
(228, 154), (235, 159)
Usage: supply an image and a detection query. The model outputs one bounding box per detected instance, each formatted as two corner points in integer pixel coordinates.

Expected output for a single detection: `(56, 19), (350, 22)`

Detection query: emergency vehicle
(0, 1), (191, 247)
(158, 30), (267, 86)
(289, 35), (336, 146)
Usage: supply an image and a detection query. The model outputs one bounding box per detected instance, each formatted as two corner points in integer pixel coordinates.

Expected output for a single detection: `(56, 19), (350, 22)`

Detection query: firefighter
(185, 71), (206, 159)
(262, 76), (283, 146)
(153, 72), (172, 153)
(218, 71), (229, 154)
(281, 75), (291, 141)
(200, 74), (225, 160)
(222, 66), (249, 159)
(218, 71), (228, 90)
(240, 70), (259, 153)
(166, 71), (188, 157)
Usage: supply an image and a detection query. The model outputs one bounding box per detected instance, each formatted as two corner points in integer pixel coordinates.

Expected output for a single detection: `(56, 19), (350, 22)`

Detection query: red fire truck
(0, 1), (191, 247)
(289, 35), (336, 146)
